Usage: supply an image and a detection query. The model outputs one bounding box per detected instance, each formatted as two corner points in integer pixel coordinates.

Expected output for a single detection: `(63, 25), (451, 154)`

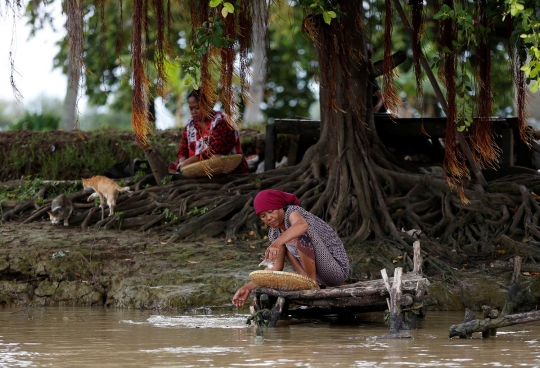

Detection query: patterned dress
(168, 110), (249, 174)
(268, 205), (350, 286)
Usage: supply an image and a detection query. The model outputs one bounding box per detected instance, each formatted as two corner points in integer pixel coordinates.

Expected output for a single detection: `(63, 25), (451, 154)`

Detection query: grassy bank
(0, 129), (180, 182)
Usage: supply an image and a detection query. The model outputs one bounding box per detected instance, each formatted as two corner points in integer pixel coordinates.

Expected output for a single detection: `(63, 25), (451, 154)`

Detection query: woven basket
(249, 270), (317, 291)
(180, 154), (243, 178)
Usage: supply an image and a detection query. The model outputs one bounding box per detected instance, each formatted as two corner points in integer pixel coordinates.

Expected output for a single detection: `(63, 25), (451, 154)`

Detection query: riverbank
(2, 129), (540, 315)
(0, 221), (266, 312)
(2, 220), (538, 314)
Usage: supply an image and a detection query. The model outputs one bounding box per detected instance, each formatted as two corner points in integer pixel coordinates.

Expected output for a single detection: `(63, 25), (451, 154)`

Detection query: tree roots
(4, 160), (540, 278)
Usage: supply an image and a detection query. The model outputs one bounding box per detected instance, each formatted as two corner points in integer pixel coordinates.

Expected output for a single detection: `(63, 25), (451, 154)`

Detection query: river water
(1, 307), (539, 367)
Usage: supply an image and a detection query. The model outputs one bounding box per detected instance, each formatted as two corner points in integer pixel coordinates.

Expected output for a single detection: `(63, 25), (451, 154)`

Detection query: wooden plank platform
(249, 242), (430, 332)
(253, 272), (429, 310)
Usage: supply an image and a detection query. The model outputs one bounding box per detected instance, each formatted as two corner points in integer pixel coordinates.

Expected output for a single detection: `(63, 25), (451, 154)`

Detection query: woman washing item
(232, 190), (350, 307)
(168, 89), (249, 174)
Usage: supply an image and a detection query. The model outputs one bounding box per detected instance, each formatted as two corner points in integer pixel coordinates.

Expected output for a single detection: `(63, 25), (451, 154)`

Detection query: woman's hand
(179, 155), (200, 168)
(264, 240), (283, 262)
(232, 282), (256, 307)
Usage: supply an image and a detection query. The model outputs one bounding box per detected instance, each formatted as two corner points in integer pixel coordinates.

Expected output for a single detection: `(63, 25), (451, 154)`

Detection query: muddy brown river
(1, 307), (539, 367)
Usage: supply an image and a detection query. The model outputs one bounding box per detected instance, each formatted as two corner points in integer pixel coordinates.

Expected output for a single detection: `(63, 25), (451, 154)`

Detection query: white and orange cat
(81, 176), (131, 220)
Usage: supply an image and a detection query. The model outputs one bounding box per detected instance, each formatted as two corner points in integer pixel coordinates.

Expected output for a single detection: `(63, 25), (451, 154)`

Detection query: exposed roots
(5, 159), (540, 280)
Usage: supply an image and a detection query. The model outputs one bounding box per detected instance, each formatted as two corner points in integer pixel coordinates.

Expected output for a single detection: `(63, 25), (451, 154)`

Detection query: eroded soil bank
(2, 221), (540, 315)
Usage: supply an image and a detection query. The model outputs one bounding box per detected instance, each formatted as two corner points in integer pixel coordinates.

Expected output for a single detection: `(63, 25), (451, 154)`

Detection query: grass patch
(0, 177), (80, 202)
(0, 130), (180, 181)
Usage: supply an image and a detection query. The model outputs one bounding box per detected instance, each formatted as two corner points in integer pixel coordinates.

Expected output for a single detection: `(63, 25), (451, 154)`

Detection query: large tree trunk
(61, 57), (80, 131)
(300, 1), (403, 244)
(62, 0), (84, 131)
(242, 0), (268, 126)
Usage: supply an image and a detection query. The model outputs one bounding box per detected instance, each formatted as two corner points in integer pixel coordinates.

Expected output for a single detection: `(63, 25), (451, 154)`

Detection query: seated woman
(232, 189), (350, 307)
(168, 89), (249, 174)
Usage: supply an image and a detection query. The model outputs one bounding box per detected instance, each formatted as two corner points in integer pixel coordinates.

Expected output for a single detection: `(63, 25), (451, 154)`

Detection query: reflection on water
(1, 307), (540, 367)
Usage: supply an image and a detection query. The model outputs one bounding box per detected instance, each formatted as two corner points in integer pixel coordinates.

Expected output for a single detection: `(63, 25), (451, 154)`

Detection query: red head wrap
(253, 190), (300, 215)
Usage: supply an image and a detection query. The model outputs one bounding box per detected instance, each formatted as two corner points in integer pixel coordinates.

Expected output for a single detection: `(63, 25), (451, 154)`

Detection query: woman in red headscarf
(232, 189), (350, 307)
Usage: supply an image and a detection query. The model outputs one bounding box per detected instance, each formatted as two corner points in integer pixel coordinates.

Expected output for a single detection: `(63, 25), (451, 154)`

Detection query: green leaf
(323, 12), (331, 25)
(184, 75), (194, 86)
(530, 65), (540, 79)
(457, 125), (466, 132)
(531, 81), (539, 94)
(327, 11), (337, 19)
(209, 0), (222, 8)
(223, 2), (234, 13)
(510, 6), (518, 17)
(222, 7), (229, 17)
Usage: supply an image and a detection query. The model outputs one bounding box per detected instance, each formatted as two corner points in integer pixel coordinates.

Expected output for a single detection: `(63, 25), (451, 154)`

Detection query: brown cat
(81, 176), (131, 220)
(48, 194), (73, 226)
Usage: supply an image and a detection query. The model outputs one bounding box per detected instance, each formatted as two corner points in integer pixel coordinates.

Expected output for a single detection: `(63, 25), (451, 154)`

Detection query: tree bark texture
(382, 267), (404, 333)
(242, 0), (268, 126)
(305, 0), (403, 244)
(61, 0), (84, 131)
(502, 256), (522, 316)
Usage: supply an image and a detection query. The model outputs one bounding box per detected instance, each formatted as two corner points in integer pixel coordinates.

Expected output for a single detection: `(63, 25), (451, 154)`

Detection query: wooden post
(463, 308), (476, 323)
(456, 308), (477, 339)
(287, 135), (301, 166)
(269, 296), (285, 328)
(501, 128), (514, 167)
(482, 305), (499, 338)
(381, 267), (403, 334)
(502, 256), (522, 317)
(412, 240), (423, 275)
(264, 123), (276, 171)
(406, 279), (428, 329)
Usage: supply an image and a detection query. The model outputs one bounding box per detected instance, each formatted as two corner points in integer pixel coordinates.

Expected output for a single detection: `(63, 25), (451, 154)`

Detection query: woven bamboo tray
(249, 270), (317, 291)
(180, 154), (243, 178)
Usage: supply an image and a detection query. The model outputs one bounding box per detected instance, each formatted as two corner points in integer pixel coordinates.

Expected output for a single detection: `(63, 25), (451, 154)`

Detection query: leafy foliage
(259, 2), (318, 120)
(0, 176), (79, 202)
(10, 112), (60, 131)
(505, 0), (540, 93)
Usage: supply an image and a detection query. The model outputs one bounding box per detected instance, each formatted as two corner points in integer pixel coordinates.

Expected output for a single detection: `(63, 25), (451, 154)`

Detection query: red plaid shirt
(169, 111), (249, 174)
